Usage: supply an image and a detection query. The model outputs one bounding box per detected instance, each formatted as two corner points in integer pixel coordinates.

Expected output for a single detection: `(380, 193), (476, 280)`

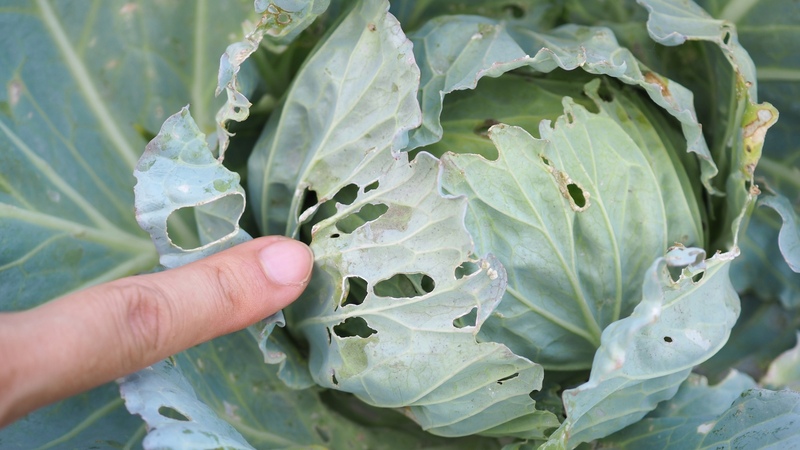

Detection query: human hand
(0, 237), (313, 427)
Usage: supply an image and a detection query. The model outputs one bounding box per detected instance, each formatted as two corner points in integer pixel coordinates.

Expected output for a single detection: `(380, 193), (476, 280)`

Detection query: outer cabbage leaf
(120, 330), (499, 450)
(135, 103), (316, 390)
(0, 383), (144, 449)
(543, 247), (740, 448)
(441, 99), (701, 370)
(408, 14), (719, 195)
(119, 360), (255, 450)
(593, 371), (756, 448)
(596, 384), (800, 449)
(0, 1), (254, 446)
(248, 0), (420, 237)
(246, 0), (424, 389)
(134, 107), (251, 268)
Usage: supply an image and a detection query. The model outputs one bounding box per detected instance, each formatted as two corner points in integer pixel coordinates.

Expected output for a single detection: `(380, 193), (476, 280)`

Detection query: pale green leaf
(291, 150), (558, 438)
(597, 386), (800, 449)
(408, 15), (719, 194)
(122, 331), (498, 449)
(593, 371), (757, 448)
(762, 332), (800, 391)
(544, 247), (740, 448)
(134, 107), (251, 268)
(440, 100), (701, 370)
(248, 0), (421, 236)
(119, 361), (256, 450)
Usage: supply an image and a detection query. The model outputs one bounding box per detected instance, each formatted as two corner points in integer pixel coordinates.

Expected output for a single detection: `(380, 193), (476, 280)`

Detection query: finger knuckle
(109, 282), (173, 363)
(204, 260), (251, 314)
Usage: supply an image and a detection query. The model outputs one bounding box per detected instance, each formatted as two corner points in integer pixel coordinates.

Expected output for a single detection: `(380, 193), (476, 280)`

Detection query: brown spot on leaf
(644, 72), (671, 99)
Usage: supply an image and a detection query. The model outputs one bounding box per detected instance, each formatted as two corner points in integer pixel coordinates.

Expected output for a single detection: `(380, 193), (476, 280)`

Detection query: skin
(0, 236), (314, 428)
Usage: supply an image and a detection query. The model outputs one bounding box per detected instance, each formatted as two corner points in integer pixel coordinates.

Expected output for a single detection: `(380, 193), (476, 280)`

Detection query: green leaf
(408, 15), (719, 195)
(0, 1), (254, 447)
(0, 383), (144, 450)
(181, 331), (499, 449)
(293, 150), (558, 438)
(122, 330), (501, 449)
(593, 371), (756, 448)
(440, 99), (701, 370)
(543, 247), (740, 448)
(248, 0), (421, 236)
(119, 360), (256, 450)
(134, 107), (252, 268)
(596, 383), (800, 449)
(0, 0), (253, 310)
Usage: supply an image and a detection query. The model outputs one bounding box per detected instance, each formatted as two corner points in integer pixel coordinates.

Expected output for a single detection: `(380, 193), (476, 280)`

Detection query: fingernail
(258, 239), (314, 286)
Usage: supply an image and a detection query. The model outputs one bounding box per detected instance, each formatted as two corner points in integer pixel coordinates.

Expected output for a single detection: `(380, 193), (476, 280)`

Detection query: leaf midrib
(36, 0), (139, 169)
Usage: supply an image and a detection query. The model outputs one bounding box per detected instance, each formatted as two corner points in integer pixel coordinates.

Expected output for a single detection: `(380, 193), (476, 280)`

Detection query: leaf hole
(663, 336), (673, 343)
(297, 187), (319, 240)
(233, 106), (241, 114)
(167, 195), (243, 250)
(455, 260), (480, 279)
(540, 156), (551, 166)
(597, 84), (614, 102)
(692, 272), (704, 283)
(497, 373), (519, 385)
(332, 372), (338, 385)
(334, 183), (359, 206)
(335, 203), (389, 234)
(342, 276), (368, 307)
(374, 273), (435, 298)
(566, 112), (575, 124)
(566, 183), (586, 208)
(503, 4), (525, 18)
(326, 327), (332, 344)
(363, 180), (379, 193)
(722, 30), (731, 45)
(158, 406), (190, 421)
(330, 233), (340, 239)
(453, 307), (477, 328)
(332, 317), (377, 339)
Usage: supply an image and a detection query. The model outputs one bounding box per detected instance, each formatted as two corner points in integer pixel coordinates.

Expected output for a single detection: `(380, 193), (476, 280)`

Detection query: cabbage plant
(1, 0), (799, 448)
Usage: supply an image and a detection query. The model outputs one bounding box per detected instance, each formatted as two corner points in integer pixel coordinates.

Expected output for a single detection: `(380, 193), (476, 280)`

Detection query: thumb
(0, 236), (313, 425)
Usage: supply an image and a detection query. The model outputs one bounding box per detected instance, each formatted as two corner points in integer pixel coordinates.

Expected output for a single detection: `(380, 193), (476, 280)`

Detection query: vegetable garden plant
(2, 0), (799, 448)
